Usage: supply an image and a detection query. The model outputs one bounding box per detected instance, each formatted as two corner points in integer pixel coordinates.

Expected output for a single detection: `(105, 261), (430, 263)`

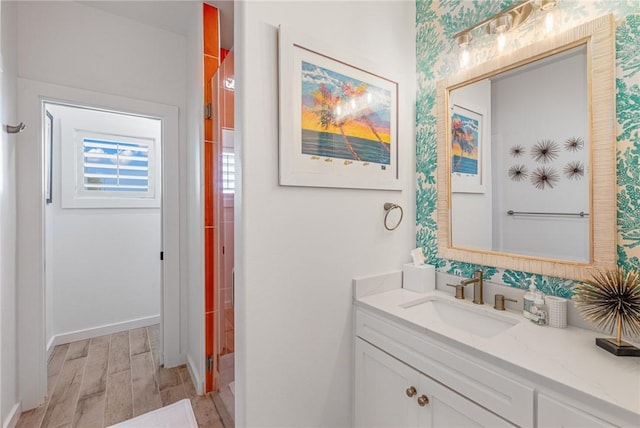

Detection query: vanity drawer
(356, 308), (535, 428)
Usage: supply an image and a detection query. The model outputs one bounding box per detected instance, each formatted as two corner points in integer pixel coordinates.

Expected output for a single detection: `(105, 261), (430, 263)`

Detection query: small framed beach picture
(278, 25), (400, 190)
(450, 104), (484, 194)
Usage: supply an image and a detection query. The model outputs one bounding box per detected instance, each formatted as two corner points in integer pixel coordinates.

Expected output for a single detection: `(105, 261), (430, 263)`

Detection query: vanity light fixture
(540, 0), (558, 11)
(488, 14), (513, 35)
(452, 0), (557, 49)
(455, 32), (472, 49)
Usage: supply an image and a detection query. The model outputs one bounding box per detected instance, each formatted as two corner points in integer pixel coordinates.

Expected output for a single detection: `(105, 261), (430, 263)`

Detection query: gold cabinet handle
(406, 386), (417, 397)
(417, 395), (429, 406)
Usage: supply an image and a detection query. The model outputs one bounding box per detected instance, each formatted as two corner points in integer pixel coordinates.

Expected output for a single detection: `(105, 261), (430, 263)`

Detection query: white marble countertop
(355, 286), (640, 419)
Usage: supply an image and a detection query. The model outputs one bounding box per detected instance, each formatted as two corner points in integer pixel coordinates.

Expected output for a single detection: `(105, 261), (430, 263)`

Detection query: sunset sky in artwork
(301, 61), (391, 144)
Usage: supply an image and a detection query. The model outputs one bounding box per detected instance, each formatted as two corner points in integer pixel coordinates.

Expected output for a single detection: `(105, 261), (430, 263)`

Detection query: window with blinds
(222, 150), (235, 194)
(83, 138), (150, 193)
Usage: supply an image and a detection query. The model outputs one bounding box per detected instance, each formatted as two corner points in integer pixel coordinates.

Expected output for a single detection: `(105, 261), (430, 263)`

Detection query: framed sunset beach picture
(450, 104), (484, 193)
(279, 25), (399, 190)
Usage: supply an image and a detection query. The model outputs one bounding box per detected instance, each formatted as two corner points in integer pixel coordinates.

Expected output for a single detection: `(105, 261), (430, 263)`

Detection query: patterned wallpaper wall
(416, 0), (640, 297)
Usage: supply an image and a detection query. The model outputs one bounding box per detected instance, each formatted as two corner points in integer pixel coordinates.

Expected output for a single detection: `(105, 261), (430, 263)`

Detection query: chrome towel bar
(507, 210), (589, 217)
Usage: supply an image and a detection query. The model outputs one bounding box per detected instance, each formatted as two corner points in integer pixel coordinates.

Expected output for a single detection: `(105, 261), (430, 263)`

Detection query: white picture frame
(278, 25), (400, 190)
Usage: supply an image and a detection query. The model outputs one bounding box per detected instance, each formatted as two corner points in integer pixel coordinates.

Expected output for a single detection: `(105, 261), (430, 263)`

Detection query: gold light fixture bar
(452, 0), (554, 48)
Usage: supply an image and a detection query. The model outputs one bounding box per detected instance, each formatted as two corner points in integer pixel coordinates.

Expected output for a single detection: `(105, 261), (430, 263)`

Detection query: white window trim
(58, 108), (162, 209)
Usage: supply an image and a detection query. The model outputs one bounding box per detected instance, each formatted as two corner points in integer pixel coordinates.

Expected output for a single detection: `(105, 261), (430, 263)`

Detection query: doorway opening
(17, 79), (181, 411)
(42, 102), (164, 362)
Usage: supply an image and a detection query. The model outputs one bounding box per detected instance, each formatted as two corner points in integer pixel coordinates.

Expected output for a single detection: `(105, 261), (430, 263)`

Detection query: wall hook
(6, 122), (26, 134)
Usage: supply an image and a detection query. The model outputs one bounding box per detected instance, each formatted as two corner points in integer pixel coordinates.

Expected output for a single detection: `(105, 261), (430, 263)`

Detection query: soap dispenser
(523, 281), (537, 320)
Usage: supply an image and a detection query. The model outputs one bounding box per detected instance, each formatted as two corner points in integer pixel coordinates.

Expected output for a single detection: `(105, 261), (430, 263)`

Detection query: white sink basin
(400, 296), (519, 338)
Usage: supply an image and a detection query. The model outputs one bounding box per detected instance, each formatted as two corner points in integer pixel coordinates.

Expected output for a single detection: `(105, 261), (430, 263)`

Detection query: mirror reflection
(449, 45), (589, 262)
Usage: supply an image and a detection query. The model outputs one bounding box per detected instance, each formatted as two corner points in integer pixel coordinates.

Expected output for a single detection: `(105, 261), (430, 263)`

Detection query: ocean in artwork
(451, 155), (477, 175)
(301, 129), (391, 165)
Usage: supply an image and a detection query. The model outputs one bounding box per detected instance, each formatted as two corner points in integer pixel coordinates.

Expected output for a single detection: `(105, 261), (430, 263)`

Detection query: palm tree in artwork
(340, 82), (390, 153)
(451, 116), (475, 172)
(312, 84), (361, 161)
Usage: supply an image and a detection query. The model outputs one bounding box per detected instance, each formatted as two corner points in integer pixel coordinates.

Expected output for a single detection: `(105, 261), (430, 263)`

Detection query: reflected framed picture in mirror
(450, 104), (484, 194)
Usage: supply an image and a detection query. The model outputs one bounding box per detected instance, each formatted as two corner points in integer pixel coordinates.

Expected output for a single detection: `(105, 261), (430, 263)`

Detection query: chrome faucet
(460, 270), (484, 305)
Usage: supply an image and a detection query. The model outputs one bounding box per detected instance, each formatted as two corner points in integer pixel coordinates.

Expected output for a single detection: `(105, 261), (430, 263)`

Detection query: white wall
(1, 1), (19, 425)
(450, 80), (492, 249)
(491, 49), (589, 261)
(185, 2), (205, 393)
(236, 1), (416, 426)
(45, 104), (161, 345)
(16, 1), (188, 409)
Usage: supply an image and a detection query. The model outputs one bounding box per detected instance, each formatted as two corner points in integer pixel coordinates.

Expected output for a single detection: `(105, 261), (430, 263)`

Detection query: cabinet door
(355, 338), (515, 428)
(537, 394), (617, 428)
(418, 374), (514, 428)
(355, 339), (419, 427)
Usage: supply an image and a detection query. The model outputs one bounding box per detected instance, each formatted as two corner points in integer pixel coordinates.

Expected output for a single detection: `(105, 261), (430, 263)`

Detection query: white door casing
(17, 78), (181, 410)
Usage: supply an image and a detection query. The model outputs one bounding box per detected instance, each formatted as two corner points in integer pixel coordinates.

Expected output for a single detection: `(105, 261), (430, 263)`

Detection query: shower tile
(203, 4), (219, 57)
(205, 228), (215, 313)
(204, 142), (214, 227)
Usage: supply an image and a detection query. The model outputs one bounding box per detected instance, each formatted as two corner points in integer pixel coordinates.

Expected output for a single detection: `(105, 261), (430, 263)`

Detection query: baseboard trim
(3, 402), (21, 428)
(187, 354), (204, 396)
(47, 315), (160, 357)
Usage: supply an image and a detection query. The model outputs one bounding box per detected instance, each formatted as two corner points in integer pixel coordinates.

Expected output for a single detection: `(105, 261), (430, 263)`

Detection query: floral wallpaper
(416, 0), (640, 297)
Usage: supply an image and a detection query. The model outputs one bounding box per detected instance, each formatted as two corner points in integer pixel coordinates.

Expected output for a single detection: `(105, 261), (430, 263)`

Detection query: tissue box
(402, 263), (436, 293)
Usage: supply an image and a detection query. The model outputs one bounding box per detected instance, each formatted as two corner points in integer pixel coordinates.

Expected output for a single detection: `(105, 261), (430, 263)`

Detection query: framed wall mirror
(436, 14), (616, 280)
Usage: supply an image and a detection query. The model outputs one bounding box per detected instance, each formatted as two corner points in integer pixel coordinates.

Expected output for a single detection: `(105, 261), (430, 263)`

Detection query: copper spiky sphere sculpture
(573, 267), (640, 343)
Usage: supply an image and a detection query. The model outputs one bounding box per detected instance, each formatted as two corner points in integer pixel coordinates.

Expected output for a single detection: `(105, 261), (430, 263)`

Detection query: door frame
(16, 78), (181, 410)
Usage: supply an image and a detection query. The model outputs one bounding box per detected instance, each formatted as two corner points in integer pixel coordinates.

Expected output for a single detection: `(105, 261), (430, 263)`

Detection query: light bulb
(497, 33), (506, 52)
(460, 49), (470, 68)
(545, 12), (554, 34)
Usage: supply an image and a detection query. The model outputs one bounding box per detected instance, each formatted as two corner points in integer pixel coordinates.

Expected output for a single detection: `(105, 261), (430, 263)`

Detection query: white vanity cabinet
(355, 308), (534, 427)
(354, 305), (638, 428)
(355, 338), (514, 427)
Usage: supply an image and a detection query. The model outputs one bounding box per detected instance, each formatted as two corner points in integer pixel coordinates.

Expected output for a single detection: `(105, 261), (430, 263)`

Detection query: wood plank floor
(16, 325), (224, 428)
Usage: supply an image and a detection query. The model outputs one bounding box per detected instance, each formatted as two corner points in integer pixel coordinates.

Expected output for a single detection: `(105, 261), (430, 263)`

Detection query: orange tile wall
(203, 2), (219, 393)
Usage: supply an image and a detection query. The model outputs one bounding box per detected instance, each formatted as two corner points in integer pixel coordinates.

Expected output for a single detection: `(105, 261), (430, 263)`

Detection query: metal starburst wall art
(508, 164), (528, 182)
(564, 136), (584, 152)
(509, 144), (525, 158)
(573, 267), (640, 356)
(531, 139), (560, 163)
(531, 166), (559, 190)
(564, 161), (585, 180)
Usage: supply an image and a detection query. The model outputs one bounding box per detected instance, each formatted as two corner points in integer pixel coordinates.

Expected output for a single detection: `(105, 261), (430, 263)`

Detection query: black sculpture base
(596, 338), (640, 357)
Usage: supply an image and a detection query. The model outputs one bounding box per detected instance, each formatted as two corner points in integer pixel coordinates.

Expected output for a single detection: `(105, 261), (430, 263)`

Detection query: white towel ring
(383, 202), (403, 231)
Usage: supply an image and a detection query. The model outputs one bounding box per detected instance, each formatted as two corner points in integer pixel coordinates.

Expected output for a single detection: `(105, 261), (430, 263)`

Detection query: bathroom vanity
(353, 276), (640, 428)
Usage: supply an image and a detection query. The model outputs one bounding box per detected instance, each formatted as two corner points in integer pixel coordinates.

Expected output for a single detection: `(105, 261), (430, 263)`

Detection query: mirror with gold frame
(436, 14), (616, 280)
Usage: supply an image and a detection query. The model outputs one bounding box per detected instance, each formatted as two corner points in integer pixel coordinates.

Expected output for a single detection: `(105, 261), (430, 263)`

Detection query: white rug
(108, 399), (197, 428)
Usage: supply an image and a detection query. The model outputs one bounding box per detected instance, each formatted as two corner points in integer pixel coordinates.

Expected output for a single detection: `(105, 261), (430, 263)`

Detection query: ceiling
(79, 0), (234, 50)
